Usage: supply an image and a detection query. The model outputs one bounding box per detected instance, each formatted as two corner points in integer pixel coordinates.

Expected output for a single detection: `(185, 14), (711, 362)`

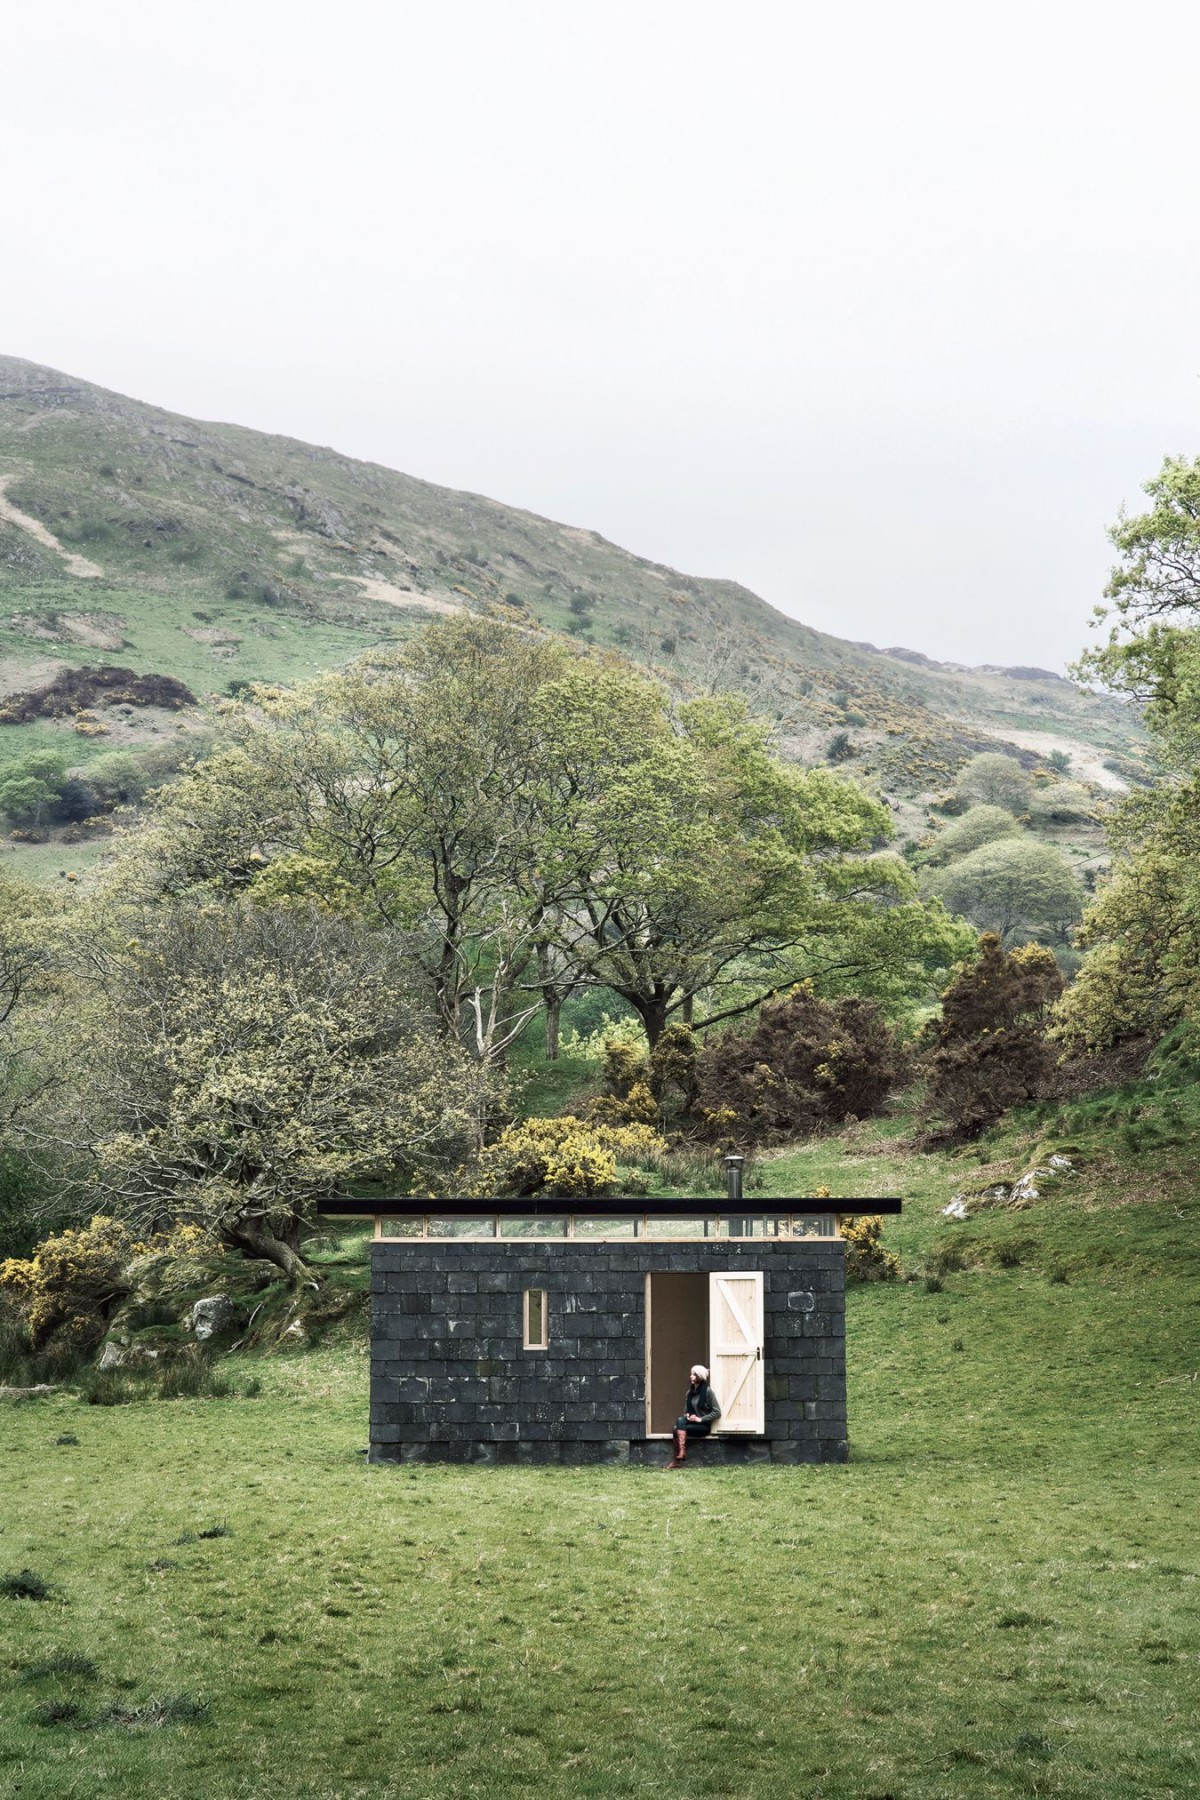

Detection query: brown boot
(664, 1428), (688, 1470)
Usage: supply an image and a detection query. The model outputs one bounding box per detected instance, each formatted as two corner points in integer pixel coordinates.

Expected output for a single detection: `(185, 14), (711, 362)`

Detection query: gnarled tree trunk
(227, 1216), (312, 1285)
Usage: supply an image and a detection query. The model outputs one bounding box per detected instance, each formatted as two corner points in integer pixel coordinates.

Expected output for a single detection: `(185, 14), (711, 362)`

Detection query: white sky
(4, 0), (1200, 669)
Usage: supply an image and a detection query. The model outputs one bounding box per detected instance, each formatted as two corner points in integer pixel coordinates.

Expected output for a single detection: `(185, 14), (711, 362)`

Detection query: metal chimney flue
(723, 1154), (745, 1204)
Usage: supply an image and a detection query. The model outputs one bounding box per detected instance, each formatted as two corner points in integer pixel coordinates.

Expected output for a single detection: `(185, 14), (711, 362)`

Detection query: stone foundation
(369, 1435), (846, 1466)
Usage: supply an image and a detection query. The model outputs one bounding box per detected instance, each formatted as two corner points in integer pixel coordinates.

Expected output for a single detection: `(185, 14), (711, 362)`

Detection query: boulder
(190, 1296), (239, 1341)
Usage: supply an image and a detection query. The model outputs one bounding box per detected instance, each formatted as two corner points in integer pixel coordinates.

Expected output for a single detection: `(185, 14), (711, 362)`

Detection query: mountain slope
(0, 355), (1145, 801)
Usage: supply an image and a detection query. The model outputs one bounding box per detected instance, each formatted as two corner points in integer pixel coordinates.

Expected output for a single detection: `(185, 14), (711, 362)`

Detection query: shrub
(0, 1217), (145, 1352)
(647, 1024), (699, 1117)
(155, 1349), (234, 1401)
(473, 1117), (667, 1198)
(481, 1118), (615, 1196)
(0, 1218), (211, 1355)
(1027, 780), (1093, 825)
(78, 1370), (135, 1406)
(581, 1035), (662, 1128)
(694, 988), (902, 1145)
(557, 1011), (644, 1065)
(923, 934), (1065, 1138)
(31, 1698), (83, 1727)
(95, 1692), (209, 1729)
(841, 1216), (900, 1283)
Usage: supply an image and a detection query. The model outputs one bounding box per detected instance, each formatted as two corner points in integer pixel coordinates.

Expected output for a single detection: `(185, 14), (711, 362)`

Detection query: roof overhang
(319, 1196), (902, 1218)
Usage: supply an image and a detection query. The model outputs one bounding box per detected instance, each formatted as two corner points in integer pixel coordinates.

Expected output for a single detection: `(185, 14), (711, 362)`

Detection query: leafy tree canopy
(927, 804), (1021, 864)
(923, 836), (1083, 948)
(1057, 458), (1200, 1049)
(1078, 455), (1200, 757)
(120, 617), (945, 1050)
(954, 753), (1033, 816)
(29, 901), (487, 1278)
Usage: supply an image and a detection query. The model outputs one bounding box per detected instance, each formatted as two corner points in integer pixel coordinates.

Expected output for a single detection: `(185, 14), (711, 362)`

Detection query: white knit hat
(690, 1364), (709, 1381)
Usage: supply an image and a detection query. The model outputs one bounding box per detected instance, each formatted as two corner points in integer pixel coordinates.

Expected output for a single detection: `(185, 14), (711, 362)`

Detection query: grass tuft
(2, 1567), (53, 1600)
(22, 1651), (99, 1682)
(95, 1693), (209, 1730)
(1011, 1729), (1055, 1760)
(31, 1698), (84, 1728)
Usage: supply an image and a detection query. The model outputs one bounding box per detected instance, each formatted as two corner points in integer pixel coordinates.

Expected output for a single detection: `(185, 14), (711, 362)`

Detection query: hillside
(0, 355), (1145, 818)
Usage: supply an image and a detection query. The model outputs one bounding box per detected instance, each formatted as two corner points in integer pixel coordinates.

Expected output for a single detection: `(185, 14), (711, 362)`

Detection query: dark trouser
(675, 1417), (713, 1437)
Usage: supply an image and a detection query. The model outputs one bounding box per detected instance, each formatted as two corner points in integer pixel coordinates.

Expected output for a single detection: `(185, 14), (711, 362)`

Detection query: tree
(1027, 781), (1094, 826)
(1057, 458), (1200, 1048)
(0, 874), (63, 1255)
(86, 752), (147, 808)
(0, 750), (69, 829)
(924, 934), (1065, 1137)
(537, 693), (894, 1045)
(1054, 779), (1200, 1051)
(128, 618), (582, 1062)
(923, 837), (1083, 947)
(35, 902), (487, 1279)
(123, 620), (918, 1054)
(927, 804), (1020, 864)
(1072, 455), (1200, 781)
(955, 753), (1033, 815)
(778, 889), (976, 1015)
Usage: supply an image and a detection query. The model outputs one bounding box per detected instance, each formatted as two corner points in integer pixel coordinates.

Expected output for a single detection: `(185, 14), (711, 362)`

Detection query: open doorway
(646, 1271), (766, 1437)
(645, 1273), (709, 1436)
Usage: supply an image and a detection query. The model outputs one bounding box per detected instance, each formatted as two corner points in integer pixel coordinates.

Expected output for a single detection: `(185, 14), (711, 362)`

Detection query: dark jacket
(685, 1381), (721, 1425)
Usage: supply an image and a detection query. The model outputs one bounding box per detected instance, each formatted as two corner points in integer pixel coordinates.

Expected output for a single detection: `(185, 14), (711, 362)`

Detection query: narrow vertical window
(523, 1288), (548, 1350)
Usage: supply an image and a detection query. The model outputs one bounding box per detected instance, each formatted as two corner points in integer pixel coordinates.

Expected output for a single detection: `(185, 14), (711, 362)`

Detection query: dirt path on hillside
(989, 725), (1129, 793)
(347, 575), (462, 616)
(0, 475), (103, 578)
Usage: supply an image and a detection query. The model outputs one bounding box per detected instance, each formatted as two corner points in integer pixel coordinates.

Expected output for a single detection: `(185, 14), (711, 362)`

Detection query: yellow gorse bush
(472, 1116), (666, 1199)
(839, 1215), (900, 1283)
(0, 1215), (218, 1348)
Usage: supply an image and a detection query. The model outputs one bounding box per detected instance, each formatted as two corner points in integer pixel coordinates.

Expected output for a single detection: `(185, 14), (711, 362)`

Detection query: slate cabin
(336, 1189), (900, 1466)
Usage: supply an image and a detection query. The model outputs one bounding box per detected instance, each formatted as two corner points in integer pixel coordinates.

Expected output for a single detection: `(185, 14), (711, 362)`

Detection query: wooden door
(708, 1272), (765, 1434)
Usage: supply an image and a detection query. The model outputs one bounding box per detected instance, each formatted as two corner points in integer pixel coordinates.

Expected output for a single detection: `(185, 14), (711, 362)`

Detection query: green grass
(2, 1118), (1198, 1798)
(0, 833), (113, 884)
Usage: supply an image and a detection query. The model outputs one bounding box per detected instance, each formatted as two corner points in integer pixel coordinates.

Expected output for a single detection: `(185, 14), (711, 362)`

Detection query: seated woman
(665, 1363), (722, 1468)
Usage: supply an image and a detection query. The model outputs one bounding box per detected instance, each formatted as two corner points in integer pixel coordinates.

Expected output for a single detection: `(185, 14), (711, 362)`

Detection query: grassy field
(2, 1115), (1198, 1799)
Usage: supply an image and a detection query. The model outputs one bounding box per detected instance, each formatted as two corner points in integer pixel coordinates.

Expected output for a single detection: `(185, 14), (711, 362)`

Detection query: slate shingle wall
(369, 1239), (847, 1466)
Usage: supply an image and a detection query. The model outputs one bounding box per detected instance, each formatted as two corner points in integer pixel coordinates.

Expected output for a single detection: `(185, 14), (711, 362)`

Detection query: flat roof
(319, 1196), (902, 1218)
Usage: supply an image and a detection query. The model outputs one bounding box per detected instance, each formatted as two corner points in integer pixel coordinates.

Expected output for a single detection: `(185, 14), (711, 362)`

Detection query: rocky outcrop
(942, 1155), (1077, 1218)
(190, 1296), (240, 1341)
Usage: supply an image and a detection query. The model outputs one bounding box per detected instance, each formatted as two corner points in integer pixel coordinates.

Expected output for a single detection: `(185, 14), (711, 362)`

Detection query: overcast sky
(4, 1), (1200, 669)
